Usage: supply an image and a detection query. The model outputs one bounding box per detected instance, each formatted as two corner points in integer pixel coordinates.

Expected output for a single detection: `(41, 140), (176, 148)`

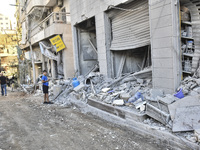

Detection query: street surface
(0, 91), (169, 150)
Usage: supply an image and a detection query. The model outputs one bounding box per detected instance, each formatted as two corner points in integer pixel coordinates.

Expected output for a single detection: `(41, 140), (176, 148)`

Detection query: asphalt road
(0, 91), (170, 150)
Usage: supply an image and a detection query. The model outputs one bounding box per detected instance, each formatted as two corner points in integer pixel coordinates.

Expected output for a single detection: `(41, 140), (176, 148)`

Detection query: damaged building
(19, 0), (75, 82)
(69, 0), (187, 94)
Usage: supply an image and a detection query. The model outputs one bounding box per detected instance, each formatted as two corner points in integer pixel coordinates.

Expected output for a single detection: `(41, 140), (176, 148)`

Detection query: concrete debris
(194, 129), (200, 143)
(120, 93), (130, 100)
(102, 88), (111, 93)
(186, 136), (197, 143)
(73, 83), (85, 92)
(172, 105), (200, 132)
(177, 76), (200, 95)
(112, 100), (124, 106)
(31, 68), (200, 141)
(53, 85), (62, 99)
(149, 89), (164, 100)
(146, 103), (170, 125)
(168, 95), (200, 121)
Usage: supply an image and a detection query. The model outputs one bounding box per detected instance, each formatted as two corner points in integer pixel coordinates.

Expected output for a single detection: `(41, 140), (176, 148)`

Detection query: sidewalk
(63, 96), (200, 150)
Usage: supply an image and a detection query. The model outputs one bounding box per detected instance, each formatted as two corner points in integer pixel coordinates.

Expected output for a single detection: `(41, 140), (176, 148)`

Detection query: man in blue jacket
(41, 70), (53, 104)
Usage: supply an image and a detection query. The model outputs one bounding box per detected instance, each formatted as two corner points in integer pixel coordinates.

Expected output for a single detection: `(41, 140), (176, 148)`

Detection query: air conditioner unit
(57, 0), (63, 7)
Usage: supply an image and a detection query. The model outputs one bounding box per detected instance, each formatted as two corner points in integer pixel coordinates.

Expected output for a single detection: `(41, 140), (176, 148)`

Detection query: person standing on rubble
(0, 73), (7, 96)
(41, 70), (53, 104)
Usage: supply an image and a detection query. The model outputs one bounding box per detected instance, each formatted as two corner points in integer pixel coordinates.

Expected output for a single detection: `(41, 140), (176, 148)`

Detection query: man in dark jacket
(0, 73), (7, 96)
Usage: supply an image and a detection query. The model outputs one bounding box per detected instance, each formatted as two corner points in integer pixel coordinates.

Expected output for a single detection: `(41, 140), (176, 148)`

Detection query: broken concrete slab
(150, 89), (164, 99)
(168, 95), (200, 120)
(133, 67), (152, 79)
(158, 95), (177, 105)
(172, 105), (200, 132)
(120, 93), (130, 100)
(53, 85), (63, 98)
(137, 79), (144, 84)
(112, 99), (124, 106)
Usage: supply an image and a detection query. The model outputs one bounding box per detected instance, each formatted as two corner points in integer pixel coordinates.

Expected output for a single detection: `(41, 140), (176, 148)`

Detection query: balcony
(26, 0), (57, 14)
(30, 12), (70, 45)
(20, 0), (57, 22)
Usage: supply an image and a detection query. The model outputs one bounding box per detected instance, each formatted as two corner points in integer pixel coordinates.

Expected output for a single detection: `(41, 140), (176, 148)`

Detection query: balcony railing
(30, 12), (70, 37)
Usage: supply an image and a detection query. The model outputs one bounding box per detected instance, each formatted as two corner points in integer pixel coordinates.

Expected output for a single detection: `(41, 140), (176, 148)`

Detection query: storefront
(106, 0), (151, 78)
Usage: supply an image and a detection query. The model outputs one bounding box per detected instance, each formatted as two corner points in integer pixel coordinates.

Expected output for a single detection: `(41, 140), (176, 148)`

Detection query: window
(0, 18), (2, 20)
(6, 27), (8, 29)
(1, 23), (3, 25)
(5, 18), (8, 20)
(6, 23), (8, 25)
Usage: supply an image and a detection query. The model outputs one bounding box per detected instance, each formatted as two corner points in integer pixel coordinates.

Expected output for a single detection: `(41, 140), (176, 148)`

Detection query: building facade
(0, 30), (18, 77)
(69, 0), (200, 94)
(19, 0), (74, 82)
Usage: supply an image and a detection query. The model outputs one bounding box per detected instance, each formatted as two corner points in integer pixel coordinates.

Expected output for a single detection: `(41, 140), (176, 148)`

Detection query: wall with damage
(70, 0), (130, 76)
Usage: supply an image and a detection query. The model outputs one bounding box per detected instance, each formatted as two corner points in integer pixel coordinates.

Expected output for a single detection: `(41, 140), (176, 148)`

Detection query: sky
(0, 0), (16, 21)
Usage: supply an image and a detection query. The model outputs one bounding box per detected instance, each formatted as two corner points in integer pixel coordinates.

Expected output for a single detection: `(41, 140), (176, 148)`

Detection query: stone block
(153, 68), (173, 79)
(152, 26), (172, 39)
(112, 99), (124, 106)
(153, 58), (173, 68)
(150, 3), (171, 19)
(151, 15), (172, 29)
(152, 47), (172, 58)
(120, 93), (130, 101)
(152, 37), (172, 49)
(149, 0), (171, 10)
(153, 78), (174, 89)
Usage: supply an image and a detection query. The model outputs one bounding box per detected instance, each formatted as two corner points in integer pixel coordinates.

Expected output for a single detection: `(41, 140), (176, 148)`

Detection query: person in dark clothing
(0, 73), (7, 96)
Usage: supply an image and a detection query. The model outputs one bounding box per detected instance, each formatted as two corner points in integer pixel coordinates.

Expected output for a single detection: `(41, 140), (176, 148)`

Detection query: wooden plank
(88, 39), (98, 54)
(117, 53), (126, 78)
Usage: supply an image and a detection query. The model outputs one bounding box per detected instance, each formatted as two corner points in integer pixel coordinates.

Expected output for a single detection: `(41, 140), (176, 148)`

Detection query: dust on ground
(0, 91), (170, 150)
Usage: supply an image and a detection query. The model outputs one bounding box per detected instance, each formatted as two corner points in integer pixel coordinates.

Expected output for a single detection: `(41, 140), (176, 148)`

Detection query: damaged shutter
(110, 0), (150, 51)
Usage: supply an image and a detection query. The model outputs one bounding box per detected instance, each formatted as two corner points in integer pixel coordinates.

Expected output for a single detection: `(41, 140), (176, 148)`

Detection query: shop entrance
(75, 17), (98, 76)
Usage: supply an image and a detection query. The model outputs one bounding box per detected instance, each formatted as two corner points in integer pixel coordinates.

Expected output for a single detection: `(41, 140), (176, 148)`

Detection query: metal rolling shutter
(110, 0), (150, 51)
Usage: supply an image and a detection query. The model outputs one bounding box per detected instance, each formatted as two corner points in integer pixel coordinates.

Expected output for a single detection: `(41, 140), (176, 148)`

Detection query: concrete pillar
(62, 24), (75, 79)
(149, 0), (182, 94)
(95, 12), (108, 76)
(50, 59), (56, 79)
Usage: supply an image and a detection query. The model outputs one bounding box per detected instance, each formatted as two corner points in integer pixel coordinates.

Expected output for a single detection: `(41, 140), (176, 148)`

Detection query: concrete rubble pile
(52, 71), (153, 111)
(31, 68), (200, 144)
